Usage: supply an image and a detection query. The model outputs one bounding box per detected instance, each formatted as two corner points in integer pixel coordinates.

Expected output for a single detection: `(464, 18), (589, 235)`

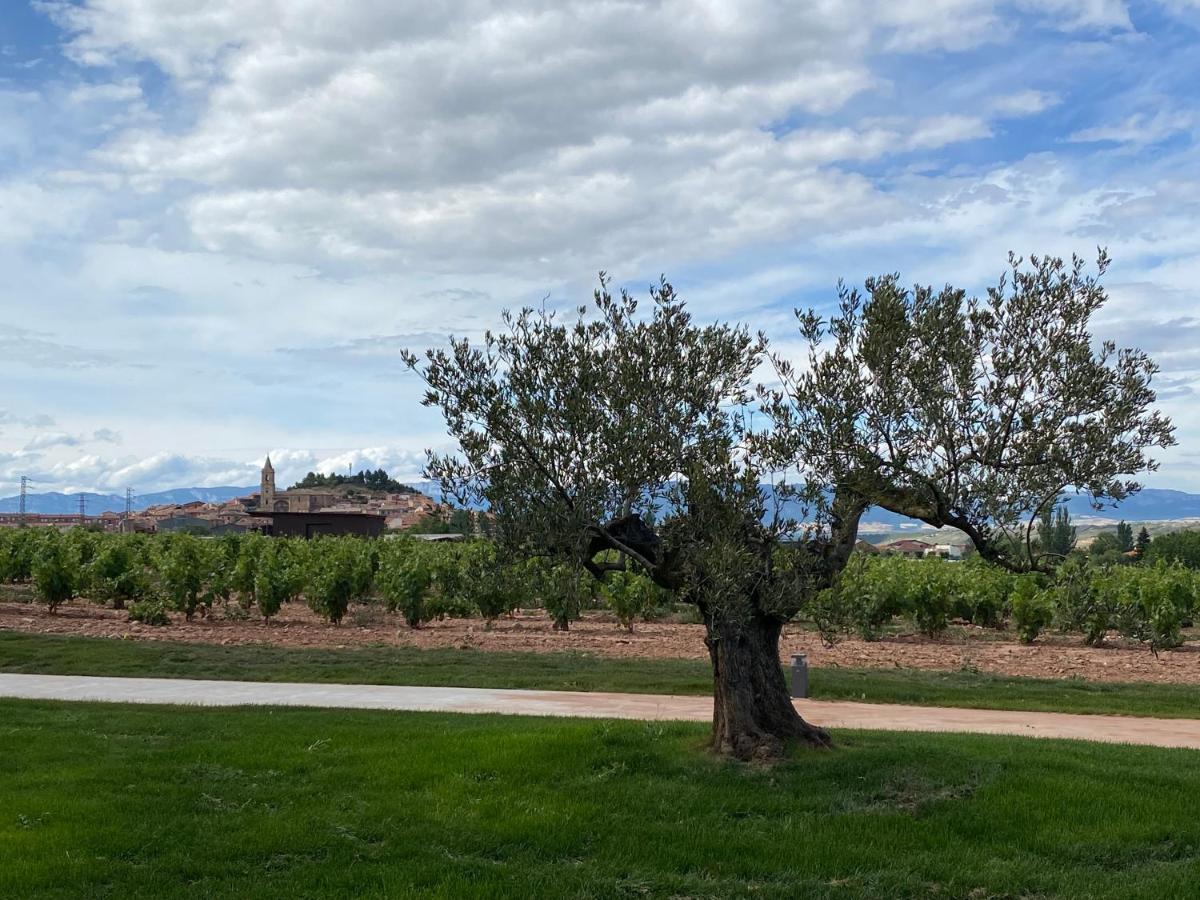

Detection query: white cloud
(1015, 0), (1132, 31)
(14, 445), (431, 495)
(990, 90), (1061, 117)
(24, 432), (83, 451)
(66, 76), (141, 105)
(0, 410), (56, 429)
(1069, 111), (1195, 145)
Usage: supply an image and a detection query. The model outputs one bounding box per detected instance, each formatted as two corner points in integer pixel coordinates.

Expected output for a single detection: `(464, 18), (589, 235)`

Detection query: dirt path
(2, 673), (1198, 750)
(3, 598), (1199, 685)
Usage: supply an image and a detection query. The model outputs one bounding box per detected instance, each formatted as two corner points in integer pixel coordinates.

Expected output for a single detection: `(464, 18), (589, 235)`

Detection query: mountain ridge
(5, 484), (1200, 523)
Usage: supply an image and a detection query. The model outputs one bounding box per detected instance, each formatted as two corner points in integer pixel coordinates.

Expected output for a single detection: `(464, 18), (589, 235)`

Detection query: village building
(250, 457), (442, 537)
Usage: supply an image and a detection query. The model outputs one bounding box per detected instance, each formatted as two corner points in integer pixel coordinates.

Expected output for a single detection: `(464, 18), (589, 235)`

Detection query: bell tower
(260, 456), (276, 510)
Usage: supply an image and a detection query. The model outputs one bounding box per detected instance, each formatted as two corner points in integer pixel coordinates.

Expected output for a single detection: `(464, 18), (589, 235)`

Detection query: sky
(1, 0), (1199, 496)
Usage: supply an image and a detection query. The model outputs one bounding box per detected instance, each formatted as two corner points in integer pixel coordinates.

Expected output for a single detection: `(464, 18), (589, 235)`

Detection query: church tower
(260, 456), (276, 511)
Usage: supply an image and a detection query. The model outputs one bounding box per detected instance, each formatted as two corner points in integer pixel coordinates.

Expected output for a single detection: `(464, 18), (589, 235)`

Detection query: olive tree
(406, 255), (1172, 760)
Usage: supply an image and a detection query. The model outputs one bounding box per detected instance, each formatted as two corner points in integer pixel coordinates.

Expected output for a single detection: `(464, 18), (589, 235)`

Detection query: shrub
(957, 559), (1013, 627)
(128, 598), (170, 626)
(603, 568), (665, 632)
(819, 554), (905, 641)
(907, 563), (954, 637)
(459, 541), (520, 628)
(1010, 578), (1052, 644)
(376, 539), (432, 628)
(159, 534), (209, 621)
(305, 538), (361, 624)
(0, 528), (39, 583)
(231, 533), (266, 607)
(32, 532), (77, 613)
(253, 539), (300, 623)
(86, 536), (149, 610)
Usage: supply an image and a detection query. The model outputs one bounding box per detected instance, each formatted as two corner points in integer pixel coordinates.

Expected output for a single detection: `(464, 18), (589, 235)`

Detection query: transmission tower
(78, 492), (87, 524)
(123, 487), (134, 533)
(19, 475), (29, 526)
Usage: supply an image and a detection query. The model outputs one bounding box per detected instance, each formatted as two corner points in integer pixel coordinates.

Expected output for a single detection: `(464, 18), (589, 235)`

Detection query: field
(4, 700), (1200, 899)
(3, 596), (1199, 685)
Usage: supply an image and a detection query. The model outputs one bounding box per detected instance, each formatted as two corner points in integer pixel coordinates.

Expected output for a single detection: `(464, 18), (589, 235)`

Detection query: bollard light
(790, 653), (809, 699)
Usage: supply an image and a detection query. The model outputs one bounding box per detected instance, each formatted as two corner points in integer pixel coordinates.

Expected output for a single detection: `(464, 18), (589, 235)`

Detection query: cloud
(66, 77), (142, 105)
(1015, 0), (1132, 31)
(0, 410), (56, 428)
(22, 428), (122, 451)
(38, 1), (1053, 273)
(1068, 111), (1195, 146)
(24, 432), (82, 451)
(0, 327), (122, 369)
(18, 445), (430, 494)
(990, 90), (1061, 117)
(3, 0), (1200, 493)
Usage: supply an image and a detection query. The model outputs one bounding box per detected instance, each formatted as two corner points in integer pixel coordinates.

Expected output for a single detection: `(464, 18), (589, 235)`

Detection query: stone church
(257, 457), (340, 513)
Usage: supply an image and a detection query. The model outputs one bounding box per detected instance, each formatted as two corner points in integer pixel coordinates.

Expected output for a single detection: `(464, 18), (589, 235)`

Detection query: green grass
(0, 630), (714, 694)
(2, 699), (1199, 898)
(3, 630), (1199, 719)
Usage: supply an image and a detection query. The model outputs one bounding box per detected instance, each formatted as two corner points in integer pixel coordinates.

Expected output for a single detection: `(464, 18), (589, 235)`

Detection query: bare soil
(2, 593), (1198, 686)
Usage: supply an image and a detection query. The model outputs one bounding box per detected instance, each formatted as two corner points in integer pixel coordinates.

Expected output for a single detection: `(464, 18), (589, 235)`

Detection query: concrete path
(2, 673), (1198, 750)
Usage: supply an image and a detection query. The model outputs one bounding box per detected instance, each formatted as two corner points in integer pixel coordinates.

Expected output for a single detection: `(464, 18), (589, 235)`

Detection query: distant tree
(407, 254), (1174, 760)
(1088, 531), (1125, 563)
(1037, 503), (1076, 561)
(289, 469), (416, 493)
(1135, 526), (1152, 560)
(406, 507), (480, 535)
(1142, 530), (1200, 569)
(1116, 520), (1134, 552)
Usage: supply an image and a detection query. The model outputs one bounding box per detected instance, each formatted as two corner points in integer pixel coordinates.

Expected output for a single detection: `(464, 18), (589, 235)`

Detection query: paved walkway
(2, 673), (1198, 750)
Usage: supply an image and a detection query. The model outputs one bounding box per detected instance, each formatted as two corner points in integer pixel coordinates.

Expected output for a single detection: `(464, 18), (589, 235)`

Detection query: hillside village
(0, 458), (447, 535)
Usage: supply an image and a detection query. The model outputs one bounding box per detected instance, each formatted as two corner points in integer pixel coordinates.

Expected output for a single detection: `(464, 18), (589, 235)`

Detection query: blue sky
(2, 0), (1199, 495)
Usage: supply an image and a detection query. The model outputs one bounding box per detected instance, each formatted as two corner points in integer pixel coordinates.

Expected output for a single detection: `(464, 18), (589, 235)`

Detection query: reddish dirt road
(3, 597), (1199, 685)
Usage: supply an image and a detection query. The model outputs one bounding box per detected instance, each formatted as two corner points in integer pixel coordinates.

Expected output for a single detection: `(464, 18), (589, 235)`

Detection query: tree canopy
(289, 468), (416, 493)
(405, 253), (1174, 760)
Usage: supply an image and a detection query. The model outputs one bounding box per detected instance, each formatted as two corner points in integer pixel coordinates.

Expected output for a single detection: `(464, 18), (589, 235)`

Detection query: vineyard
(2, 527), (1197, 655)
(0, 528), (670, 634)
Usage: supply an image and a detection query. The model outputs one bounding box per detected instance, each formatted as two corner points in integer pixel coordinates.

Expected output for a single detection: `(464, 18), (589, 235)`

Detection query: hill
(406, 483), (1200, 526)
(0, 486), (257, 516)
(7, 483), (1199, 526)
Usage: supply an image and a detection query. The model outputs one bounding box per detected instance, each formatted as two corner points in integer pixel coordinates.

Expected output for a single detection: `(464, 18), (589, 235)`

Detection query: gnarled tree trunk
(705, 608), (830, 761)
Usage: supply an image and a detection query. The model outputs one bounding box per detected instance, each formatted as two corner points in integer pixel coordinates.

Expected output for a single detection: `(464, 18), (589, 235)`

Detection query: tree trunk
(705, 609), (830, 761)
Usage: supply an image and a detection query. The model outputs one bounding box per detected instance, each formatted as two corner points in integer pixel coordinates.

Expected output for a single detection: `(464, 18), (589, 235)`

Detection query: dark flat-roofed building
(249, 510), (386, 539)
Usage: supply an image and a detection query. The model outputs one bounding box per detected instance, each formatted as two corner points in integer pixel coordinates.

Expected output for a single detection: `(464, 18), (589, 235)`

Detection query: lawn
(2, 699), (1198, 898)
(2, 630), (1199, 719)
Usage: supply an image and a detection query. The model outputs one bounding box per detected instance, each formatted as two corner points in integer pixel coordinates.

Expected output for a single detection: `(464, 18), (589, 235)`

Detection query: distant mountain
(12, 481), (1189, 522)
(811, 487), (1200, 526)
(0, 486), (257, 516)
(1058, 488), (1200, 522)
(404, 482), (1200, 525)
